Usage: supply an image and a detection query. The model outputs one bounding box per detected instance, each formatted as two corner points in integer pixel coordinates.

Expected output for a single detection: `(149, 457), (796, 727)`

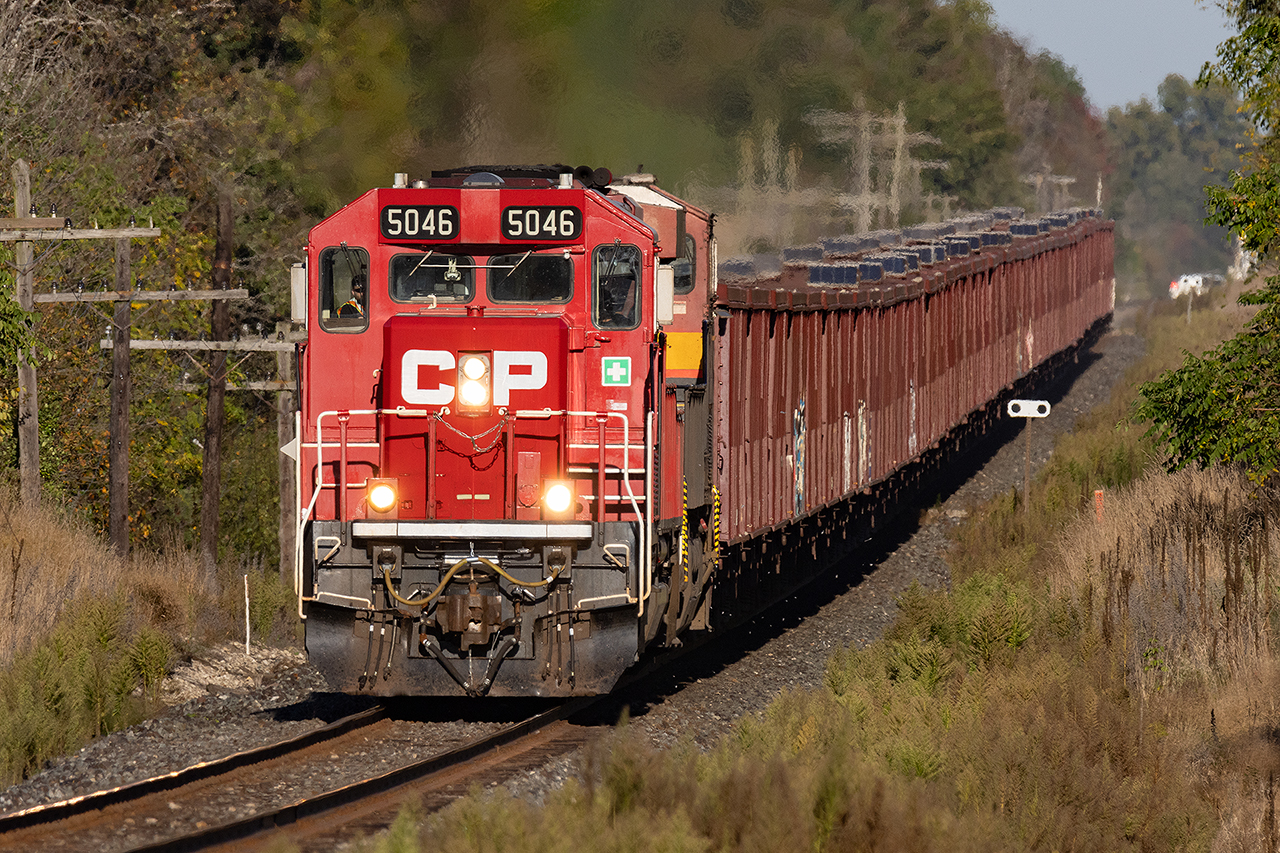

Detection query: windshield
(389, 253), (474, 303)
(319, 245), (369, 333)
(488, 254), (573, 303)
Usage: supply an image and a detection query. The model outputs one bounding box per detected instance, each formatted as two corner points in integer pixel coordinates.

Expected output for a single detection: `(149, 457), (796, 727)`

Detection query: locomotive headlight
(456, 353), (492, 415)
(459, 378), (489, 406)
(461, 355), (488, 381)
(544, 481), (573, 515)
(366, 478), (399, 517)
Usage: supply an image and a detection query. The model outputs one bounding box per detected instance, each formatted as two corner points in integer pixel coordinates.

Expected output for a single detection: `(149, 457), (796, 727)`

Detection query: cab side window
(320, 245), (370, 333)
(672, 233), (696, 295)
(594, 244), (641, 329)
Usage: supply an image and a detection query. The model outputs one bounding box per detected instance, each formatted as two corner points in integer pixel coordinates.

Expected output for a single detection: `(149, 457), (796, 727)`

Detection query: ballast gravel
(0, 319), (1146, 837)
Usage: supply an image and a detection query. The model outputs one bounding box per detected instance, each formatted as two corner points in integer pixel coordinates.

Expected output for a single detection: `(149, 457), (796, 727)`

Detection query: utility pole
(1023, 168), (1077, 213)
(11, 160), (38, 504)
(808, 101), (947, 231)
(200, 192), (234, 572)
(3, 158), (160, 512)
(110, 239), (131, 551)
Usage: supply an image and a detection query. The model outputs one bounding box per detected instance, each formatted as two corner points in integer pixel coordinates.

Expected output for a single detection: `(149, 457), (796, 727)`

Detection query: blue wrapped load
(867, 229), (902, 247)
(822, 234), (881, 255)
(924, 243), (945, 264)
(869, 254), (907, 275)
(719, 257), (757, 277)
(808, 262), (860, 286)
(782, 244), (824, 262)
(902, 223), (953, 240)
(897, 248), (923, 269)
(989, 206), (1025, 221)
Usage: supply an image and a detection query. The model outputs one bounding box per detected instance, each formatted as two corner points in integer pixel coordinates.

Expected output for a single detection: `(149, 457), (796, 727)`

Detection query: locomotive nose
(380, 314), (569, 522)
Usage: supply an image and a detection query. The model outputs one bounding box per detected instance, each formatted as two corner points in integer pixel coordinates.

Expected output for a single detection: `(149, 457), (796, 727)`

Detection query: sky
(983, 0), (1234, 112)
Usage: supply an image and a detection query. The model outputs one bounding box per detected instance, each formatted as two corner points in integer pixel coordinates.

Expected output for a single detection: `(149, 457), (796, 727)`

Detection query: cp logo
(400, 350), (547, 406)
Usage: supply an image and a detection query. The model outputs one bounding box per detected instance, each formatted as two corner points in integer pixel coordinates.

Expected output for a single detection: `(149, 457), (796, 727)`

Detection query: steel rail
(0, 705), (387, 834)
(126, 698), (595, 852)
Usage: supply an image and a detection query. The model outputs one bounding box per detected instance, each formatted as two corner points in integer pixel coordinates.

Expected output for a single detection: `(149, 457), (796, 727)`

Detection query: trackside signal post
(1007, 399), (1050, 515)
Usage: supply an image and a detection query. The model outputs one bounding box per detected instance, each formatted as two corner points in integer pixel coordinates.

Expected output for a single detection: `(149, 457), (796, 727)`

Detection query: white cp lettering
(400, 350), (548, 406)
(401, 350), (454, 405)
(493, 351), (547, 406)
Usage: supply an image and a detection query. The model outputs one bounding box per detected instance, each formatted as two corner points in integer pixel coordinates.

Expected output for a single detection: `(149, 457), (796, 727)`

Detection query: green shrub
(0, 594), (153, 784)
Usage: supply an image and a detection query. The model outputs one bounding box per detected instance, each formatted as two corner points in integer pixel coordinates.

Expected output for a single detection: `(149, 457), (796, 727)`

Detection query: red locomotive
(291, 164), (1114, 697)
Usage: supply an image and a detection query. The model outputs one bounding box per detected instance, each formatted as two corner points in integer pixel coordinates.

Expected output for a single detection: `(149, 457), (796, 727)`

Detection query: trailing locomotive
(290, 164), (1114, 697)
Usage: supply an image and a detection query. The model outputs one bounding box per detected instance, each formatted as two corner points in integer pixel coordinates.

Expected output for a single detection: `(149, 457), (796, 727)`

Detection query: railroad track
(0, 700), (595, 852)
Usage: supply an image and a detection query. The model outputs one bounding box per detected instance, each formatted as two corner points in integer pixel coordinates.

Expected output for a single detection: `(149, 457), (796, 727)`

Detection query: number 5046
(381, 205), (457, 239)
(502, 206), (581, 240)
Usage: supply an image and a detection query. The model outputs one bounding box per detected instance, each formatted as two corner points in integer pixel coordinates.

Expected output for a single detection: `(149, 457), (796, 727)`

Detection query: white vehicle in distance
(1169, 273), (1205, 299)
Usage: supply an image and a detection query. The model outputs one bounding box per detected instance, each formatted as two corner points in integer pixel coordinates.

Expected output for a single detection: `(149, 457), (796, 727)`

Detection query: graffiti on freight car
(793, 400), (806, 516)
(858, 400), (869, 488)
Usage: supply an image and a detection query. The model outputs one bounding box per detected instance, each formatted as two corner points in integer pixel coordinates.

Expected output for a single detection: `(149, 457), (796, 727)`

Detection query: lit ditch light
(367, 478), (399, 516)
(543, 480), (574, 517)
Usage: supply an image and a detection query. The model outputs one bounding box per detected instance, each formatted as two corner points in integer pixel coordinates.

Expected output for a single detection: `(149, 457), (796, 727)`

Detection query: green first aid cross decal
(602, 357), (631, 386)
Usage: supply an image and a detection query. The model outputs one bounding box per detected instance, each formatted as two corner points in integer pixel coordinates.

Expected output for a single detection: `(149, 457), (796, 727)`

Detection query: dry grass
(1046, 465), (1280, 853)
(0, 486), (298, 785)
(0, 493), (215, 666)
(1052, 465), (1277, 693)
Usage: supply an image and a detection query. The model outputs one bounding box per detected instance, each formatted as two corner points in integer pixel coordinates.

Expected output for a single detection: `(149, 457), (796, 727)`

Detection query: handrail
(295, 407), (653, 616)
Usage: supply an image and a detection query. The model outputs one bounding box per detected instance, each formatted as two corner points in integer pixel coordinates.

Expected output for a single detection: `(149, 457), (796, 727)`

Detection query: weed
(131, 627), (174, 704)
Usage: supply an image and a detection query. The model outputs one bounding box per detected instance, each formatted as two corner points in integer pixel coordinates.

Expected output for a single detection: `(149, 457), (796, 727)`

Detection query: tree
(1106, 75), (1248, 298)
(0, 1), (311, 567)
(1135, 5), (1280, 479)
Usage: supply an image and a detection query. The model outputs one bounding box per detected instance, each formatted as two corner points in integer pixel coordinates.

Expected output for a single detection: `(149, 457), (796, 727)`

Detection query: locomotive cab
(295, 165), (714, 696)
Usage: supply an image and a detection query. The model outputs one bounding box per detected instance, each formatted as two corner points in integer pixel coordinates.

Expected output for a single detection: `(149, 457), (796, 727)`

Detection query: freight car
(289, 165), (1114, 697)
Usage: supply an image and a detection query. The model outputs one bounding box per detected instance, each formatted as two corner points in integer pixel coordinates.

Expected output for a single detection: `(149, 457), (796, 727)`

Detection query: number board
(502, 206), (582, 241)
(381, 205), (459, 240)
